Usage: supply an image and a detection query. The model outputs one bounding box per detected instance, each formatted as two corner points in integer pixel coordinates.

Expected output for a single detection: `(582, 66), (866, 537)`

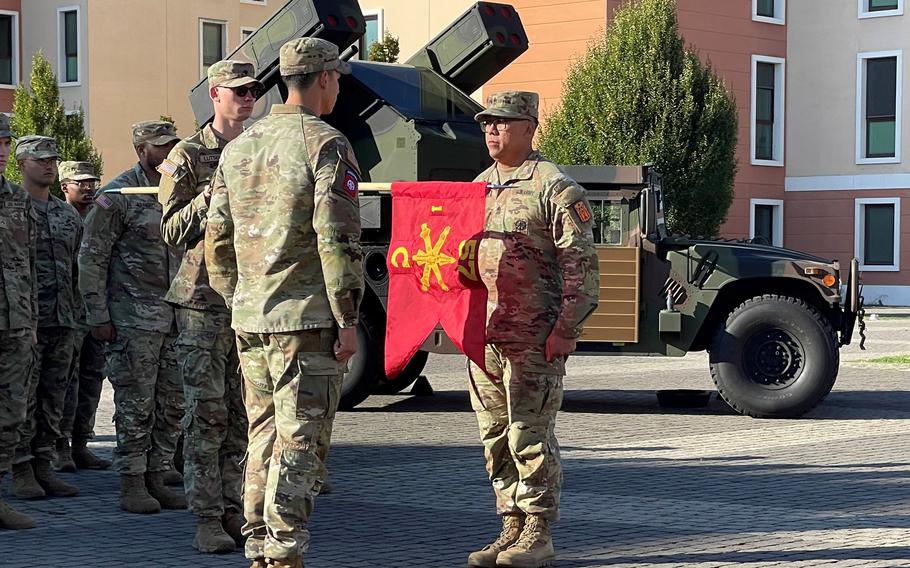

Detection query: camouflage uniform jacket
(158, 124), (229, 313)
(474, 150), (600, 344)
(79, 163), (176, 333)
(206, 104), (364, 333)
(32, 193), (82, 329)
(0, 177), (38, 331)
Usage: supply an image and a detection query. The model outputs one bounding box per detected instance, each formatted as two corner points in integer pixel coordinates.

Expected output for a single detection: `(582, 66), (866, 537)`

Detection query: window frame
(856, 50), (902, 165)
(749, 198), (784, 247)
(199, 18), (229, 79)
(240, 0), (267, 5)
(752, 0), (786, 25)
(858, 0), (904, 19)
(357, 9), (384, 61)
(0, 10), (19, 90)
(855, 197), (901, 271)
(57, 5), (81, 87)
(750, 55), (786, 167)
(240, 26), (256, 47)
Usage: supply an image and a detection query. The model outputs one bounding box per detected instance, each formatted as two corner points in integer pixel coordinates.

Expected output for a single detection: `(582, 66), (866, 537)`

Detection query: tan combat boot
(53, 438), (76, 472)
(161, 468), (183, 486)
(34, 458), (79, 497)
(119, 474), (161, 514)
(496, 515), (555, 568)
(0, 475), (36, 530)
(467, 514), (524, 567)
(249, 560), (268, 568)
(145, 471), (186, 509)
(222, 510), (246, 546)
(270, 559), (303, 568)
(71, 440), (111, 470)
(193, 516), (235, 554)
(11, 461), (45, 500)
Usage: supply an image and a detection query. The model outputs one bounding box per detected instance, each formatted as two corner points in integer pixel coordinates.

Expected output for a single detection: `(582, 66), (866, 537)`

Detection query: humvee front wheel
(709, 294), (839, 418)
(339, 307), (384, 410)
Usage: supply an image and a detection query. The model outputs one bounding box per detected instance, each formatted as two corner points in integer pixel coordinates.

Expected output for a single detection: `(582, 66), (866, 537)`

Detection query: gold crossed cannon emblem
(391, 222), (479, 292)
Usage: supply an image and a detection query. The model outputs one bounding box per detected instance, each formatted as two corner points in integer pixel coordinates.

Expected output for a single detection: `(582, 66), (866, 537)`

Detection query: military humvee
(190, 0), (863, 418)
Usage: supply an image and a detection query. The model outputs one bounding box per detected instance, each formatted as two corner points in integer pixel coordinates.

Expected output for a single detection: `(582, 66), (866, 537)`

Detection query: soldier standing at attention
(55, 161), (110, 472)
(158, 62), (259, 553)
(11, 136), (82, 502)
(79, 120), (186, 514)
(466, 92), (600, 568)
(205, 38), (363, 568)
(0, 116), (40, 530)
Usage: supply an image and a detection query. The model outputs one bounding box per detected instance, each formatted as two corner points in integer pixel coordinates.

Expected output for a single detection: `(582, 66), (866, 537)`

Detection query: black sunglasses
(222, 85), (263, 99)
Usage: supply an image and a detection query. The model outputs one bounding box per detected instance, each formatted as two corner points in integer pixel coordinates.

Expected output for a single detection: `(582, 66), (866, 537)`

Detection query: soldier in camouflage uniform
(0, 116), (40, 530)
(11, 136), (82, 501)
(158, 62), (258, 553)
(205, 38), (363, 568)
(79, 120), (187, 514)
(466, 92), (600, 568)
(55, 161), (110, 472)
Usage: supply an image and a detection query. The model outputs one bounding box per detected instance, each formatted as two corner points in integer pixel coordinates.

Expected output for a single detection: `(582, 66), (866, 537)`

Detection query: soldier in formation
(56, 160), (109, 472)
(11, 136), (82, 501)
(0, 115), (39, 530)
(205, 38), (363, 568)
(466, 91), (600, 568)
(157, 61), (257, 553)
(79, 121), (186, 514)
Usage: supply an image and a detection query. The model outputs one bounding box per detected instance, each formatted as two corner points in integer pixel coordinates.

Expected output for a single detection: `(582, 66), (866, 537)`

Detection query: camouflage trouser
(467, 342), (565, 522)
(0, 329), (34, 473)
(237, 329), (342, 561)
(176, 308), (247, 518)
(106, 326), (184, 475)
(16, 326), (76, 464)
(60, 329), (106, 442)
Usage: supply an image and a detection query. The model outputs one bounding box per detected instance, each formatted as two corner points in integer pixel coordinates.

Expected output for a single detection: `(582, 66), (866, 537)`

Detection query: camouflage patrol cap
(279, 37), (352, 77)
(0, 114), (12, 139)
(132, 120), (179, 146)
(475, 91), (539, 122)
(207, 60), (264, 89)
(15, 135), (59, 160)
(58, 161), (99, 182)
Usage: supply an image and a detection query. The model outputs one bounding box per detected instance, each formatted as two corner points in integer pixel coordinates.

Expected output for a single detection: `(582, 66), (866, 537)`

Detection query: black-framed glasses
(64, 180), (98, 191)
(479, 118), (532, 133)
(221, 85), (263, 99)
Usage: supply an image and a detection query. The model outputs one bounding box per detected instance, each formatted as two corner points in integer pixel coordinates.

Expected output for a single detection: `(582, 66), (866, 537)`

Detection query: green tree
(368, 32), (400, 63)
(6, 51), (103, 197)
(539, 0), (738, 237)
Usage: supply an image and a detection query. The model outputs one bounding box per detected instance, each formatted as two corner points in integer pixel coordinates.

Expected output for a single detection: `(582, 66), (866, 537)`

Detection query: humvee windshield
(349, 61), (481, 122)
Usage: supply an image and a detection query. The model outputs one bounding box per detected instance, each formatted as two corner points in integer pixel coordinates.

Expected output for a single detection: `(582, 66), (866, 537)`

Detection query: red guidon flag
(385, 182), (488, 378)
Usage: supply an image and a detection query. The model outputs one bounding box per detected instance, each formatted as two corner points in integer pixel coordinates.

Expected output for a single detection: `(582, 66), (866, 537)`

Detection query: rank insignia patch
(573, 200), (592, 223)
(343, 169), (358, 199)
(158, 159), (179, 178)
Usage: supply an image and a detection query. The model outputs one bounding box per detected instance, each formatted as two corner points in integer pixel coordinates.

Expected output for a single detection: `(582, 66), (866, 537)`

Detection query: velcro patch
(573, 200), (592, 223)
(343, 169), (358, 199)
(94, 193), (113, 210)
(200, 153), (221, 163)
(158, 159), (179, 178)
(1, 200), (25, 209)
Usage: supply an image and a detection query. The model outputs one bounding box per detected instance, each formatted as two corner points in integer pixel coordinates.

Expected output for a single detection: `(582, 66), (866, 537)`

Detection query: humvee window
(589, 199), (627, 245)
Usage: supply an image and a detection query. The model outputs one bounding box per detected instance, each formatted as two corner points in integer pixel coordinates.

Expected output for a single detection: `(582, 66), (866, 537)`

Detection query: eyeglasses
(220, 85), (263, 99)
(64, 180), (98, 191)
(479, 118), (533, 133)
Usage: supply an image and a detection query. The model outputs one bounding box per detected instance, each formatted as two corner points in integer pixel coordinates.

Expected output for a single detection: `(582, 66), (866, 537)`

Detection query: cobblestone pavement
(1, 317), (908, 567)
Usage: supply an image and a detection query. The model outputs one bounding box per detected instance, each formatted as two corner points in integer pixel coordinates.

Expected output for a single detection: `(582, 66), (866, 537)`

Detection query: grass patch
(865, 355), (910, 364)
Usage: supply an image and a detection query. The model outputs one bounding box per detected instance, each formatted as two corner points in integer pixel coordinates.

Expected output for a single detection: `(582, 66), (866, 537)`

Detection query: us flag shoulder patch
(573, 200), (592, 223)
(158, 159), (179, 178)
(94, 193), (113, 210)
(343, 169), (358, 199)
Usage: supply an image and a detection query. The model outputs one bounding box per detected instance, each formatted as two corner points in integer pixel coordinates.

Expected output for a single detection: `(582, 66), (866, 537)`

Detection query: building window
(0, 11), (19, 88)
(855, 198), (901, 271)
(859, 0), (903, 18)
(753, 0), (786, 24)
(241, 27), (256, 45)
(749, 199), (784, 247)
(58, 7), (79, 85)
(358, 10), (383, 60)
(200, 19), (227, 77)
(856, 51), (902, 164)
(240, 0), (266, 4)
(751, 55), (785, 166)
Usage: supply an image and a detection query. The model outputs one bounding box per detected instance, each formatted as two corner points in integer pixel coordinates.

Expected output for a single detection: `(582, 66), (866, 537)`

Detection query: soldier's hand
(92, 323), (117, 342)
(334, 327), (359, 363)
(545, 330), (576, 362)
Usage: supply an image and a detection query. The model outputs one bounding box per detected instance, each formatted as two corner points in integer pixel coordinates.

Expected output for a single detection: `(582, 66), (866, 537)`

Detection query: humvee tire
(339, 306), (385, 410)
(709, 294), (839, 418)
(373, 350), (429, 395)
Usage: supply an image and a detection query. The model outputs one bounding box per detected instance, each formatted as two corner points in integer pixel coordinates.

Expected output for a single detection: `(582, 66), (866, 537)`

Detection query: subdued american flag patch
(94, 193), (113, 210)
(158, 159), (179, 178)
